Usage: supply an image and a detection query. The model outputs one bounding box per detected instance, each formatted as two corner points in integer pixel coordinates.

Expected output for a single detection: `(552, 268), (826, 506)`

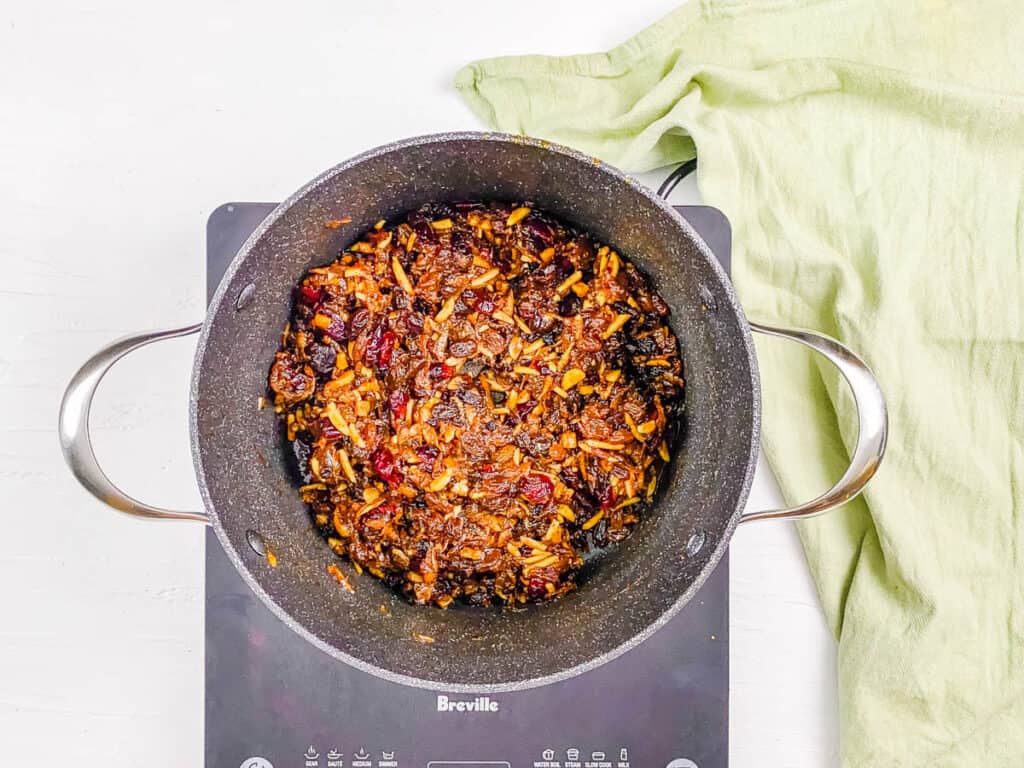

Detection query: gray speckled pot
(190, 132), (759, 693)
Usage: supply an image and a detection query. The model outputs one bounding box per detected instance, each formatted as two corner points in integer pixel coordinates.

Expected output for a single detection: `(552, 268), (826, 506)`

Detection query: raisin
(388, 389), (410, 420)
(307, 343), (336, 375)
(474, 295), (496, 314)
(449, 339), (477, 358)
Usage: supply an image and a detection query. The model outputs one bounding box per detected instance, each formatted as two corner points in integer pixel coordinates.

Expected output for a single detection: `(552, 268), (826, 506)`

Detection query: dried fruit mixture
(268, 202), (684, 607)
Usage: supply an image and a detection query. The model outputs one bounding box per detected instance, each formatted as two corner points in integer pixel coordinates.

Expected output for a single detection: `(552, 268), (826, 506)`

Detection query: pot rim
(189, 131), (761, 692)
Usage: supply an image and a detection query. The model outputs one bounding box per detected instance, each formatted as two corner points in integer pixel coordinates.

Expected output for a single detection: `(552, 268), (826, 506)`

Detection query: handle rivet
(698, 284), (718, 313)
(685, 529), (707, 556)
(245, 529), (267, 556)
(235, 282), (256, 311)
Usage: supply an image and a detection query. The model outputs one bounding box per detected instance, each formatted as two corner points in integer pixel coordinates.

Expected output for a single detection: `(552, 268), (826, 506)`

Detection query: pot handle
(740, 322), (888, 523)
(58, 324), (211, 523)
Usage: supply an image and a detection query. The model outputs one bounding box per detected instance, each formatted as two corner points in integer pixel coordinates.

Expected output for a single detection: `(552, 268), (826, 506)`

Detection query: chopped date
(272, 202), (683, 608)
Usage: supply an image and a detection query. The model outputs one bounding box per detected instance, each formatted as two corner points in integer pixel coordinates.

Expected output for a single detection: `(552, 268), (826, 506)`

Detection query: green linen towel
(456, 1), (1024, 765)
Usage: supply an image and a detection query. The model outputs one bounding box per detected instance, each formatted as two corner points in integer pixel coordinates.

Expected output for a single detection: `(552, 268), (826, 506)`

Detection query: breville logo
(436, 694), (499, 713)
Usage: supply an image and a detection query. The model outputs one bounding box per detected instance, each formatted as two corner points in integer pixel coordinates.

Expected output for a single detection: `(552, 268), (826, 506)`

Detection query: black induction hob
(205, 203), (732, 768)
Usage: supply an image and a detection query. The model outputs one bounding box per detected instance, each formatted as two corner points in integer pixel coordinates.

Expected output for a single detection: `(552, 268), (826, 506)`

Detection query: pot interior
(192, 133), (758, 691)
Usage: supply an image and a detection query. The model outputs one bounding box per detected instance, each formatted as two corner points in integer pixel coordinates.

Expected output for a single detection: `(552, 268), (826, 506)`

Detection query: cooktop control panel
(206, 203), (730, 768)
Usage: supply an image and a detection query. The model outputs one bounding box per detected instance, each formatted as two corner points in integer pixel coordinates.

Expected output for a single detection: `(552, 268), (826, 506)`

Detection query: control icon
(354, 747), (371, 761)
(619, 748), (628, 761)
(240, 759), (273, 768)
(542, 749), (555, 760)
(592, 752), (606, 761)
(326, 749), (344, 767)
(305, 746), (319, 759)
(382, 751), (395, 760)
(567, 748), (580, 761)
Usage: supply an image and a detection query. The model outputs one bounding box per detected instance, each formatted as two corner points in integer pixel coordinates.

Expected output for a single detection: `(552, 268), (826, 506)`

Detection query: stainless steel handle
(740, 322), (888, 523)
(58, 324), (210, 523)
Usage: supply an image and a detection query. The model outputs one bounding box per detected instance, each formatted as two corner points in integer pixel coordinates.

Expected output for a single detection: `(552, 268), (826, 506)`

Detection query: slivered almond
(581, 511), (605, 530)
(428, 468), (453, 492)
(561, 368), (585, 390)
(583, 439), (625, 451)
(430, 218), (453, 231)
(539, 247), (555, 262)
(624, 413), (645, 442)
(514, 365), (540, 376)
(557, 504), (577, 522)
(638, 420), (657, 434)
(435, 295), (457, 323)
(522, 338), (545, 357)
(555, 270), (583, 296)
(658, 441), (671, 462)
(506, 206), (531, 226)
(391, 256), (413, 293)
(469, 268), (500, 288)
(602, 313), (632, 339)
(338, 449), (356, 483)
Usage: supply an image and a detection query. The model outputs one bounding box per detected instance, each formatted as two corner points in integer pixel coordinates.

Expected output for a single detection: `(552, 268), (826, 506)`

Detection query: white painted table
(0, 1), (837, 765)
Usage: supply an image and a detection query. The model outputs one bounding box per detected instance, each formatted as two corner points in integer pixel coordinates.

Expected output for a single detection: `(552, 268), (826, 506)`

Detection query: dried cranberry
(416, 445), (439, 471)
(428, 362), (453, 380)
(591, 471), (615, 509)
(371, 447), (402, 487)
(526, 566), (559, 600)
(320, 417), (343, 441)
(366, 327), (397, 368)
(513, 398), (535, 421)
(519, 473), (554, 504)
(388, 389), (410, 420)
(473, 295), (496, 314)
(524, 218), (555, 247)
(377, 331), (396, 367)
(298, 284), (322, 304)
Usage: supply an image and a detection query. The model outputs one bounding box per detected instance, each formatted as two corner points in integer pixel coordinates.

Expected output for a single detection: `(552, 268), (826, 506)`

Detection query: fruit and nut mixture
(268, 202), (684, 607)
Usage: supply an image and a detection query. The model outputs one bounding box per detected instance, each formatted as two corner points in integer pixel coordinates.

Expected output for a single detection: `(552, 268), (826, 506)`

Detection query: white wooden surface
(0, 1), (837, 765)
